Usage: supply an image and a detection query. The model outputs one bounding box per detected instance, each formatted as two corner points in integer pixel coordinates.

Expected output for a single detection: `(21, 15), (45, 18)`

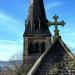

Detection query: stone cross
(48, 15), (65, 38)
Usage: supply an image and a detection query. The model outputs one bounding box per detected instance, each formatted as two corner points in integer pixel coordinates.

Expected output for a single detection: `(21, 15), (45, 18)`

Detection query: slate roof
(27, 38), (75, 75)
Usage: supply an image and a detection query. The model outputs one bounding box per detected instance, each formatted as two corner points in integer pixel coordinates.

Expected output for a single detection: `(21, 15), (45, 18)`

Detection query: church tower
(23, 0), (51, 74)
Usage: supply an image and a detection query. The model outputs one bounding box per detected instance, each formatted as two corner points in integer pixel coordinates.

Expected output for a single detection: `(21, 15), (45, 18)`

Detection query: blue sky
(0, 0), (75, 61)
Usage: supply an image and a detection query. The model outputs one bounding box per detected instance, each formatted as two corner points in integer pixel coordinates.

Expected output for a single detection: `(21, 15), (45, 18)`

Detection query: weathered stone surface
(32, 38), (75, 75)
(23, 0), (51, 74)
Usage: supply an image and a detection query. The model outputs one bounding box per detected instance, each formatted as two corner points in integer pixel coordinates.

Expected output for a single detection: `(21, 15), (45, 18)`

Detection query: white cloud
(0, 12), (24, 61)
(0, 39), (23, 61)
(0, 11), (23, 38)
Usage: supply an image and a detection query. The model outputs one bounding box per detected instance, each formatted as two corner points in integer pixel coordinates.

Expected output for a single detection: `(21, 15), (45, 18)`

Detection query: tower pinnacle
(29, 0), (47, 23)
(30, 0), (33, 5)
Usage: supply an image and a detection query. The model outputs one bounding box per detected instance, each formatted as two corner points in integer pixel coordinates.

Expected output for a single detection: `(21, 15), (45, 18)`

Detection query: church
(23, 0), (75, 75)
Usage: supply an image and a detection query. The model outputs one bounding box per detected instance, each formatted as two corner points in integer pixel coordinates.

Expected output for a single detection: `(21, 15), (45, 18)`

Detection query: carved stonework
(22, 0), (75, 75)
(23, 0), (51, 75)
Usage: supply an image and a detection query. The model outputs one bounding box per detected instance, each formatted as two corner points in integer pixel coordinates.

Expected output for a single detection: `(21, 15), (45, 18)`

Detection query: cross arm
(47, 20), (65, 27)
(57, 21), (65, 27)
(47, 21), (56, 27)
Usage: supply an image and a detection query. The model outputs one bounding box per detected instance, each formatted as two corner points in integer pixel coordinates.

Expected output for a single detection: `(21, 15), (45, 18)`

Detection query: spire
(24, 0), (51, 37)
(29, 0), (47, 22)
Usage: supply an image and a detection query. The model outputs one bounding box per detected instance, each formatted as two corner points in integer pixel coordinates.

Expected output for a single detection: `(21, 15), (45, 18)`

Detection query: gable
(27, 38), (75, 75)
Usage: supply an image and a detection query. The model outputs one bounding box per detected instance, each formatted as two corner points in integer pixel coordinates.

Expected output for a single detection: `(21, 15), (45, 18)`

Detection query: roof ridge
(27, 39), (58, 75)
(27, 38), (75, 75)
(59, 38), (75, 59)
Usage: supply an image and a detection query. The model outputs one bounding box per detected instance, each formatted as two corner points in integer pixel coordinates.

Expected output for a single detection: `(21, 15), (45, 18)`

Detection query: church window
(41, 42), (45, 53)
(28, 43), (34, 55)
(35, 43), (39, 53)
(34, 18), (39, 29)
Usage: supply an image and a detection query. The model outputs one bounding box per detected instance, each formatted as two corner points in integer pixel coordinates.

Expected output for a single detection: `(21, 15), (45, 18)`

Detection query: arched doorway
(35, 43), (39, 54)
(28, 43), (34, 55)
(41, 42), (45, 53)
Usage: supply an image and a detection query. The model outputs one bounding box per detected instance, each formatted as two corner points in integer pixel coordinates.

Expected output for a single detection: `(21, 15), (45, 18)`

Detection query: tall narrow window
(35, 43), (39, 53)
(28, 43), (34, 55)
(34, 18), (39, 29)
(41, 42), (45, 53)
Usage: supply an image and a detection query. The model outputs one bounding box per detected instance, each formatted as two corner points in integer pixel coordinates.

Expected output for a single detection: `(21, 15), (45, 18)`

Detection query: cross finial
(53, 15), (59, 20)
(48, 15), (65, 39)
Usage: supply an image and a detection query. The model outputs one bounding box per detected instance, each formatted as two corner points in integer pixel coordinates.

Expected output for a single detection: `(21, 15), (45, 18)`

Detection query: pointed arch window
(35, 43), (39, 53)
(34, 17), (39, 29)
(28, 42), (34, 55)
(41, 42), (45, 53)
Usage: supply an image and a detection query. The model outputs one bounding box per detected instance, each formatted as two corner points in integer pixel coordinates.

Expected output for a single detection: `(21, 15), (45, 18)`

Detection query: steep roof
(27, 38), (75, 75)
(23, 0), (51, 37)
